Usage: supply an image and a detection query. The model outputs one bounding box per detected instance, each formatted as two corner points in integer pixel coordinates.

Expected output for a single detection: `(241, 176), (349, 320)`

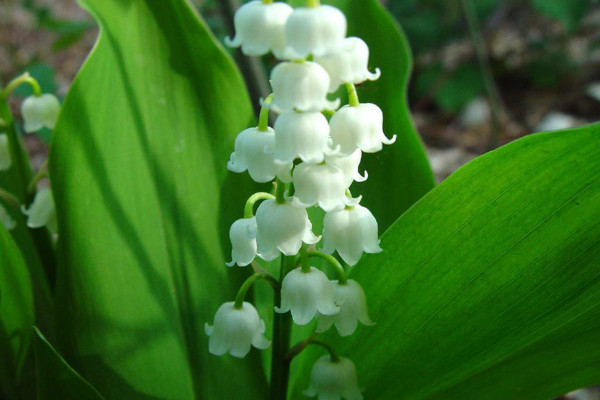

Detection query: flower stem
(275, 178), (286, 204)
(0, 187), (21, 209)
(306, 0), (320, 7)
(257, 93), (274, 132)
(28, 159), (49, 194)
(307, 250), (347, 283)
(270, 255), (295, 400)
(244, 192), (275, 218)
(345, 83), (360, 107)
(234, 273), (279, 309)
(2, 72), (42, 99)
(285, 336), (339, 362)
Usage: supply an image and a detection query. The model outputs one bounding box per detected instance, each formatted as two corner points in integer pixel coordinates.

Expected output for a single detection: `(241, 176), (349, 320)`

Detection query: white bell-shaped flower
(228, 127), (292, 183)
(225, 1), (293, 58)
(0, 204), (15, 231)
(292, 162), (357, 212)
(227, 217), (258, 267)
(21, 94), (60, 133)
(204, 301), (270, 358)
(329, 103), (396, 154)
(284, 5), (346, 59)
(0, 134), (11, 170)
(270, 61), (339, 113)
(316, 279), (374, 336)
(325, 149), (367, 187)
(21, 188), (57, 234)
(304, 355), (363, 400)
(255, 198), (319, 257)
(275, 266), (339, 325)
(271, 111), (331, 164)
(315, 37), (381, 93)
(321, 204), (382, 266)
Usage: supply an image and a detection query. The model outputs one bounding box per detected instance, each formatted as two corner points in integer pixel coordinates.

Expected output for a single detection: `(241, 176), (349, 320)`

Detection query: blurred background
(1, 0), (600, 397)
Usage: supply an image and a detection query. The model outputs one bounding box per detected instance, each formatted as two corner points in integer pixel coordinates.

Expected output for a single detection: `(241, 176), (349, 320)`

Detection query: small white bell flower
(292, 162), (357, 212)
(271, 111), (332, 164)
(21, 188), (57, 234)
(315, 37), (381, 93)
(325, 149), (367, 188)
(270, 61), (339, 113)
(204, 301), (270, 358)
(0, 204), (16, 231)
(0, 134), (11, 170)
(316, 279), (374, 337)
(228, 127), (292, 183)
(284, 5), (347, 59)
(321, 204), (382, 266)
(329, 103), (396, 154)
(21, 94), (60, 133)
(255, 198), (319, 257)
(304, 355), (363, 400)
(225, 1), (293, 58)
(227, 217), (261, 267)
(275, 266), (339, 325)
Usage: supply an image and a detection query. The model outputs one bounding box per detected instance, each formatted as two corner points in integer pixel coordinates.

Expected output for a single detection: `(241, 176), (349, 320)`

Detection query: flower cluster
(206, 1), (394, 398)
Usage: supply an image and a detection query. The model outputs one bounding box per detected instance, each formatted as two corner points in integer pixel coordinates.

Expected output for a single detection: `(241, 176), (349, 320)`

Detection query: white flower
(304, 355), (363, 400)
(228, 127), (292, 183)
(270, 61), (339, 113)
(21, 188), (57, 234)
(21, 94), (60, 133)
(284, 5), (346, 59)
(0, 134), (11, 170)
(225, 1), (293, 58)
(204, 301), (270, 358)
(255, 198), (319, 257)
(317, 279), (374, 336)
(0, 203), (15, 231)
(271, 111), (332, 164)
(275, 266), (339, 325)
(329, 103), (396, 154)
(321, 204), (382, 266)
(292, 162), (357, 212)
(315, 37), (381, 93)
(325, 149), (367, 188)
(227, 217), (259, 267)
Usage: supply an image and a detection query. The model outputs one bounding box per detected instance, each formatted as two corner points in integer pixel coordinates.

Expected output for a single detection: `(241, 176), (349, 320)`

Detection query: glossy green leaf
(0, 223), (34, 400)
(50, 0), (265, 399)
(325, 0), (435, 230)
(34, 327), (106, 400)
(292, 125), (600, 399)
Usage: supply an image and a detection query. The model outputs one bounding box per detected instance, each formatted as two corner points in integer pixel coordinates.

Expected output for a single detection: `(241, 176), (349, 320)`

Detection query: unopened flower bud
(255, 199), (319, 257)
(0, 134), (11, 170)
(21, 188), (56, 234)
(284, 5), (346, 59)
(227, 217), (260, 267)
(317, 279), (374, 336)
(330, 103), (396, 154)
(315, 37), (381, 93)
(304, 355), (363, 400)
(321, 204), (382, 266)
(205, 301), (270, 358)
(270, 61), (339, 113)
(275, 266), (339, 325)
(225, 1), (293, 58)
(292, 162), (357, 212)
(272, 111), (331, 164)
(21, 94), (60, 133)
(325, 149), (367, 188)
(228, 127), (292, 183)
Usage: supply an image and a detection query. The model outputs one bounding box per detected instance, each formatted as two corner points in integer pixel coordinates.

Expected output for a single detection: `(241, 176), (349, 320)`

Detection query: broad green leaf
(0, 223), (34, 400)
(34, 327), (106, 400)
(50, 0), (265, 399)
(324, 0), (435, 231)
(292, 124), (600, 399)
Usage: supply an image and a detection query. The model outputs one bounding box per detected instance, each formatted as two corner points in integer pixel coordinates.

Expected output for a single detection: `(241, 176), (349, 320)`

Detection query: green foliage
(0, 224), (34, 400)
(528, 0), (591, 31)
(34, 328), (105, 400)
(49, 0), (265, 398)
(292, 123), (600, 399)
